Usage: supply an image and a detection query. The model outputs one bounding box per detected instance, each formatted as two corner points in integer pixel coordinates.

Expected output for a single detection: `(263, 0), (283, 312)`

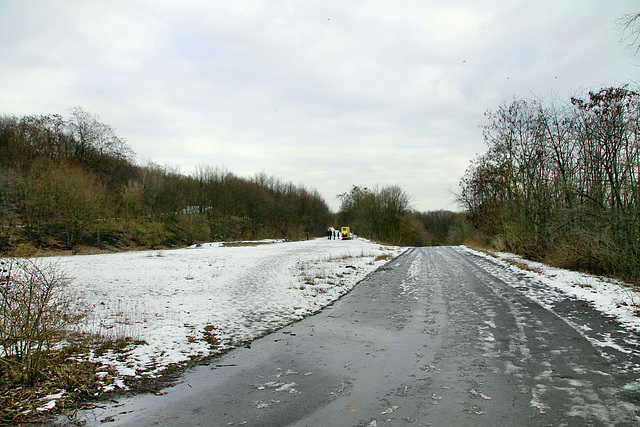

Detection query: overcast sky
(1, 1), (638, 212)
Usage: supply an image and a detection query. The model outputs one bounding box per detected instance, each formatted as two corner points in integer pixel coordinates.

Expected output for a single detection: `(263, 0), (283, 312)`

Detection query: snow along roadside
(461, 246), (640, 333)
(53, 238), (406, 388)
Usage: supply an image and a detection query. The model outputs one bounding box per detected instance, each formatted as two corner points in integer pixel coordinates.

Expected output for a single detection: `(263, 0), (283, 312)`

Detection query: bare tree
(617, 13), (640, 55)
(459, 88), (640, 281)
(67, 107), (134, 164)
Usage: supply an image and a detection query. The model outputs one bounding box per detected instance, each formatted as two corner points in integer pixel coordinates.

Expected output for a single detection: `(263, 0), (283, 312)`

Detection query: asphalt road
(70, 246), (640, 426)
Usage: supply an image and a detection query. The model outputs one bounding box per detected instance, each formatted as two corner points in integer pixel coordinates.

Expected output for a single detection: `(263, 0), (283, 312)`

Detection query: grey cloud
(0, 0), (638, 211)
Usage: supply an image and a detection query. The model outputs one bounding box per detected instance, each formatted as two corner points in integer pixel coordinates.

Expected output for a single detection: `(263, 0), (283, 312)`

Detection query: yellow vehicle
(340, 226), (351, 240)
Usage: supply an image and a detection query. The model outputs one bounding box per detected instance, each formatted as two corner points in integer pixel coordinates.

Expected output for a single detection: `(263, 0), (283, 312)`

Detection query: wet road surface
(70, 246), (640, 426)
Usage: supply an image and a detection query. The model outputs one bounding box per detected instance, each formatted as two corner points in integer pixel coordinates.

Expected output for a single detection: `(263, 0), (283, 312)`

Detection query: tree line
(335, 185), (466, 246)
(0, 108), (332, 253)
(0, 107), (466, 253)
(458, 87), (640, 283)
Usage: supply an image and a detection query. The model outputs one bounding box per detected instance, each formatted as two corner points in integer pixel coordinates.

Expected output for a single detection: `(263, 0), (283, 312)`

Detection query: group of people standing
(326, 227), (342, 240)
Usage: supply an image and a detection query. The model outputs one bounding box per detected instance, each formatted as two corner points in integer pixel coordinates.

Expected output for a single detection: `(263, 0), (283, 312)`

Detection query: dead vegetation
(1, 334), (123, 425)
(221, 241), (279, 247)
(0, 258), (149, 424)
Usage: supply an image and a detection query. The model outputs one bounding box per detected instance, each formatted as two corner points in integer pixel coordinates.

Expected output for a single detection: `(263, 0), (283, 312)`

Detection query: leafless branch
(616, 12), (640, 55)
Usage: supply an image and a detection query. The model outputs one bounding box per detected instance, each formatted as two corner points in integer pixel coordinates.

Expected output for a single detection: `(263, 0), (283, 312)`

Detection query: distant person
(327, 229), (332, 240)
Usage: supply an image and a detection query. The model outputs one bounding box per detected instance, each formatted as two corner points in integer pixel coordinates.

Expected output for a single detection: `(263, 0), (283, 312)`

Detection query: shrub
(0, 258), (77, 384)
(127, 218), (167, 248)
(172, 213), (209, 246)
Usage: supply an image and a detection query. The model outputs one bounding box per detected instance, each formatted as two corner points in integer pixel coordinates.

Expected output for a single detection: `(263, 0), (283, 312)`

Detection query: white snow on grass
(462, 246), (640, 333)
(36, 391), (65, 412)
(52, 238), (404, 384)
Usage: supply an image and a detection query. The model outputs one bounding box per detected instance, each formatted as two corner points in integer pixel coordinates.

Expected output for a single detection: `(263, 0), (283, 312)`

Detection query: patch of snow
(531, 384), (550, 414)
(255, 401), (271, 409)
(381, 405), (398, 414)
(504, 360), (522, 375)
(275, 382), (298, 394)
(469, 389), (492, 400)
(36, 400), (57, 412)
(36, 390), (65, 412)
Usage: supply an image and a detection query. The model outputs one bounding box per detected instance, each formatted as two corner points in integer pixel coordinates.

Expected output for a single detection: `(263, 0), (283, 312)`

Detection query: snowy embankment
(463, 246), (640, 333)
(55, 238), (405, 384)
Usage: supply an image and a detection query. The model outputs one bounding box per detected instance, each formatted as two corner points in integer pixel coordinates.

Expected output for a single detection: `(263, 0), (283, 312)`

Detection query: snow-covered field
(54, 238), (405, 385)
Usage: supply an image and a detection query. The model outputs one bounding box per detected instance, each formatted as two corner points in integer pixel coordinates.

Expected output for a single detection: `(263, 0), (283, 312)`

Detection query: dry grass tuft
(222, 241), (276, 247)
(504, 259), (543, 274)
